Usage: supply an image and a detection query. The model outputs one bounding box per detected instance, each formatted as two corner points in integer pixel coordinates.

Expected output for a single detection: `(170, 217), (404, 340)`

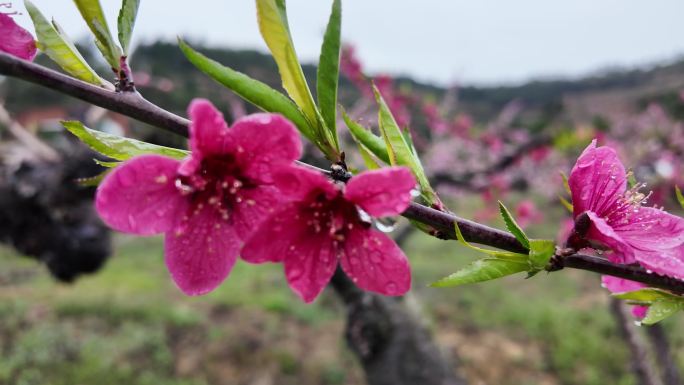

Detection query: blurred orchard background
(1, 1), (684, 385)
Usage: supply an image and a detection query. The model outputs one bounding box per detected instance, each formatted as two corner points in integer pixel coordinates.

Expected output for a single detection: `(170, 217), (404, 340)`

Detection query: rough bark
(331, 269), (466, 385)
(646, 324), (681, 385)
(610, 298), (662, 385)
(331, 223), (466, 385)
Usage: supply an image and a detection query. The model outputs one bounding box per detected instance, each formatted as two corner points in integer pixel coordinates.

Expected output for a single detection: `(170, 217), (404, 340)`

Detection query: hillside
(3, 41), (684, 129)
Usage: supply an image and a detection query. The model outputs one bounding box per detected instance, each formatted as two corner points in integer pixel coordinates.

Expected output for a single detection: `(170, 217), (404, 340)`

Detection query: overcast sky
(9, 0), (684, 86)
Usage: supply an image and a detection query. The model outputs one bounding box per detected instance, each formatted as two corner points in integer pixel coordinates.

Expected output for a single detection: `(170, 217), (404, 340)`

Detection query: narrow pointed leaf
(256, 0), (318, 126)
(76, 169), (110, 186)
(374, 85), (438, 204)
(402, 127), (419, 157)
(179, 39), (314, 143)
(316, 0), (341, 150)
(94, 159), (119, 168)
(356, 143), (381, 170)
(498, 201), (530, 249)
(641, 300), (684, 325)
(614, 288), (681, 302)
(62, 121), (188, 161)
(528, 239), (555, 270)
(24, 0), (107, 86)
(117, 0), (140, 55)
(342, 109), (390, 164)
(431, 258), (528, 287)
(73, 0), (122, 69)
(560, 171), (571, 195)
(559, 196), (573, 213)
(676, 186), (684, 210)
(454, 222), (528, 260)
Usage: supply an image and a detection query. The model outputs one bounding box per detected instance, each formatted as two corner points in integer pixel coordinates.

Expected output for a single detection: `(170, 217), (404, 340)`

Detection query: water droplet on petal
(375, 218), (396, 233)
(357, 208), (372, 223)
(385, 282), (398, 295)
(410, 187), (421, 198)
(127, 215), (137, 229)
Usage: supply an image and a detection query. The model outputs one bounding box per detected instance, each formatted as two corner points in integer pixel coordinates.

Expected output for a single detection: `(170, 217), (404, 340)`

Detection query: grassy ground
(0, 199), (682, 385)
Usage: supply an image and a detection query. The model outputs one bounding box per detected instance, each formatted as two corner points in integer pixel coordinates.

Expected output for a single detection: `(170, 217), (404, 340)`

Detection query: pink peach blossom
(0, 13), (37, 61)
(515, 200), (543, 228)
(568, 140), (684, 279)
(96, 99), (301, 295)
(242, 166), (416, 302)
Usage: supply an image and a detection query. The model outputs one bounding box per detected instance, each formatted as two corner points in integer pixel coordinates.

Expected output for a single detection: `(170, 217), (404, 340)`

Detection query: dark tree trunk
(610, 298), (662, 385)
(330, 223), (465, 385)
(331, 269), (466, 385)
(0, 141), (111, 281)
(646, 324), (681, 385)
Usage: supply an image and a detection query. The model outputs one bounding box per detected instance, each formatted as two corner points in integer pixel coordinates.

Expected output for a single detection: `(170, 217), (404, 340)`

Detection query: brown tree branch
(3, 52), (684, 294)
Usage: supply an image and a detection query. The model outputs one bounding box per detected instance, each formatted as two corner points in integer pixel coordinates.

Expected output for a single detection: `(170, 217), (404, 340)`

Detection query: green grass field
(0, 199), (681, 385)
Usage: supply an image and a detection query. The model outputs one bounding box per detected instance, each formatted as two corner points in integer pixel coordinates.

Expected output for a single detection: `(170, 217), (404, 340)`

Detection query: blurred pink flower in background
(374, 75), (412, 128)
(529, 145), (551, 163)
(422, 101), (448, 134)
(515, 200), (543, 228)
(340, 44), (371, 97)
(450, 114), (473, 138)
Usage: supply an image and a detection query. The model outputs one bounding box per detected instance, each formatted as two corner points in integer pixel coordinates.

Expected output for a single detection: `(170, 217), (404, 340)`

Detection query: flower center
(302, 192), (370, 244)
(604, 182), (653, 225)
(175, 155), (253, 220)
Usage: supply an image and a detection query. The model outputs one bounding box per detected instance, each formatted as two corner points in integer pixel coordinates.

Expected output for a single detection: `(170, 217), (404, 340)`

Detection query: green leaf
(559, 195), (573, 213)
(676, 186), (684, 210)
(62, 121), (188, 161)
(342, 109), (390, 164)
(179, 39), (315, 143)
(431, 258), (528, 287)
(94, 159), (119, 168)
(24, 0), (107, 86)
(73, 0), (122, 69)
(76, 169), (110, 187)
(528, 239), (555, 270)
(613, 288), (681, 302)
(374, 85), (438, 205)
(316, 0), (341, 151)
(453, 222), (528, 261)
(401, 127), (418, 157)
(559, 171), (571, 195)
(117, 0), (140, 55)
(357, 145), (381, 170)
(255, 0), (318, 128)
(498, 201), (530, 249)
(627, 169), (638, 189)
(641, 300), (684, 325)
